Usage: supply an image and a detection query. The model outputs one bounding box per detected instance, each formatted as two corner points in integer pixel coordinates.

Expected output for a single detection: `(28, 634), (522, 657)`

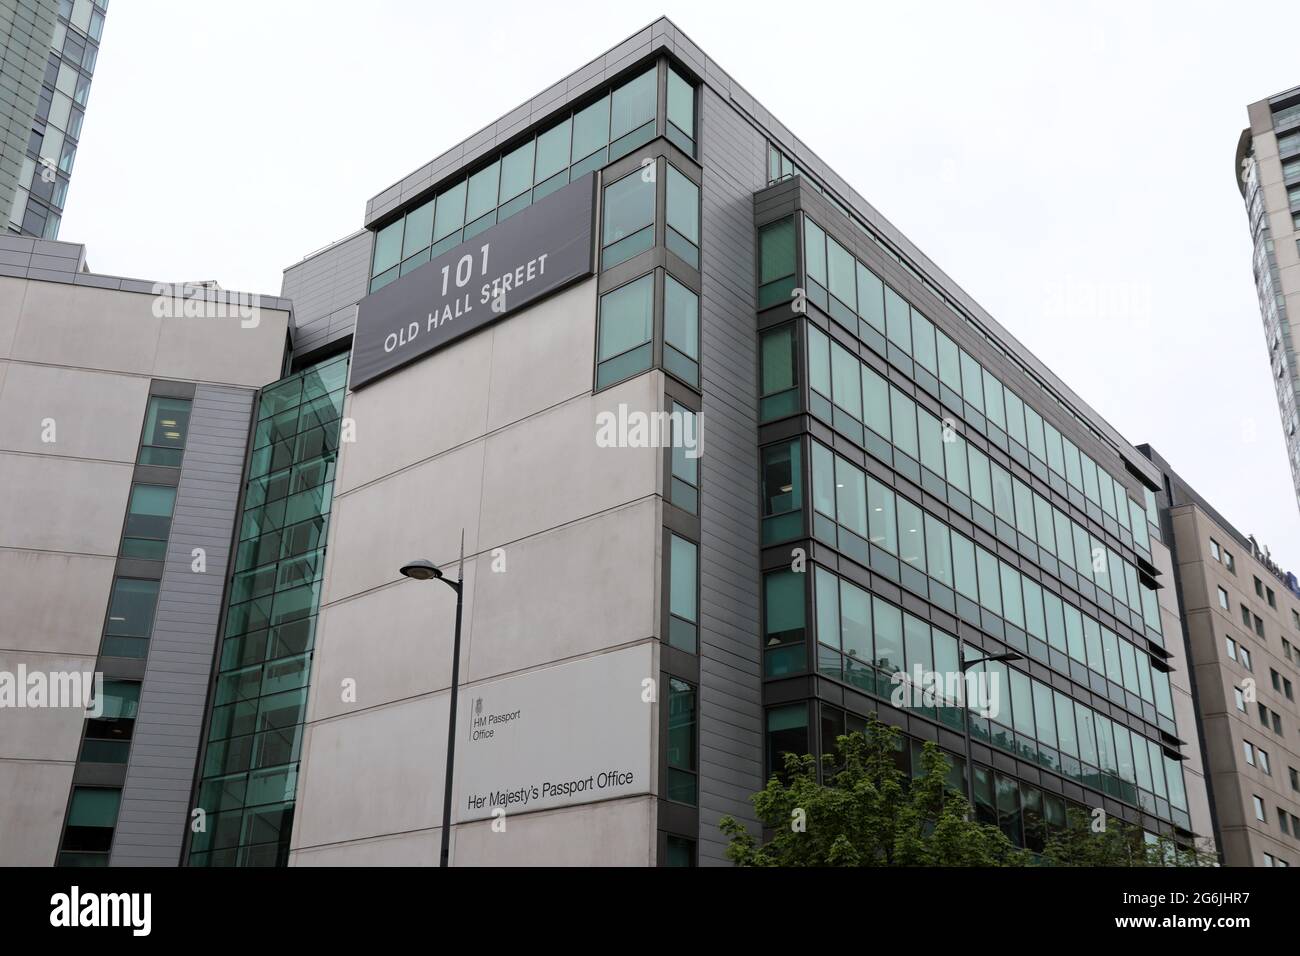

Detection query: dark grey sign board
(350, 173), (596, 390)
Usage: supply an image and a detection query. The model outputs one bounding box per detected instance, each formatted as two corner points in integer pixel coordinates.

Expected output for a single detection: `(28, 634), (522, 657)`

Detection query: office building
(1236, 86), (1300, 514)
(1142, 446), (1300, 867)
(0, 234), (289, 865)
(2, 18), (1219, 867)
(255, 19), (1216, 865)
(2, 0), (107, 240)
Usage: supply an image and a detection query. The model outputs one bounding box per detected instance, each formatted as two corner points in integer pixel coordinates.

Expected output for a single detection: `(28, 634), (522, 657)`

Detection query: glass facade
(370, 62), (697, 293)
(7, 0), (107, 238)
(188, 353), (348, 867)
(755, 196), (1197, 844)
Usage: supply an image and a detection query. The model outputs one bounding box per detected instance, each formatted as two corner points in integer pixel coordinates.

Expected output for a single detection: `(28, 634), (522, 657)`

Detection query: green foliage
(1041, 807), (1217, 868)
(719, 716), (1219, 867)
(719, 715), (1026, 866)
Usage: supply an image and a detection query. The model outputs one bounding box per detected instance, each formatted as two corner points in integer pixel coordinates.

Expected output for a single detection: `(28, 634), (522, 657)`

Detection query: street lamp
(400, 538), (464, 868)
(957, 648), (1023, 813)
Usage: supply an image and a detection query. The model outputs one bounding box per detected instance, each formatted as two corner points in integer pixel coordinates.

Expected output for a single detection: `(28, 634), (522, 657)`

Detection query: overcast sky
(61, 0), (1300, 568)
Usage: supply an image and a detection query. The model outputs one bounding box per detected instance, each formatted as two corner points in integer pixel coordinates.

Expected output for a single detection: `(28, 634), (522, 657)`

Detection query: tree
(719, 715), (1219, 867)
(1041, 807), (1217, 867)
(719, 715), (1028, 866)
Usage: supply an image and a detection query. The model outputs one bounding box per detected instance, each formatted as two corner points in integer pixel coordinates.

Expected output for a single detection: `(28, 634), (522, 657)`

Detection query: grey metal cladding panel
(695, 85), (767, 866)
(111, 384), (254, 867)
(281, 231), (370, 349)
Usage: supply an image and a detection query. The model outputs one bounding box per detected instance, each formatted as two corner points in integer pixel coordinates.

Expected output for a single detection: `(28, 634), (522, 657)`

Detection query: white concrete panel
(322, 439), (485, 603)
(290, 829), (440, 866)
(0, 277), (26, 359)
(308, 562), (476, 723)
(0, 650), (96, 760)
(334, 326), (493, 495)
(466, 499), (658, 682)
(485, 277), (597, 432)
(0, 550), (116, 656)
(452, 795), (654, 866)
(152, 308), (289, 388)
(477, 375), (660, 547)
(0, 452), (132, 555)
(9, 283), (163, 375)
(292, 693), (448, 851)
(0, 363), (148, 461)
(0, 760), (74, 866)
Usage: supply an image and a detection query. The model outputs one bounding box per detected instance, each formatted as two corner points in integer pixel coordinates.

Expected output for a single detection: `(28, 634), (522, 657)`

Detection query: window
(761, 441), (802, 544)
(138, 396), (191, 467)
(79, 680), (140, 764)
(668, 535), (698, 653)
(100, 578), (160, 659)
(1285, 678), (1294, 702)
(1255, 577), (1264, 598)
(1210, 539), (1221, 561)
(767, 705), (808, 782)
(757, 217), (796, 309)
(759, 324), (798, 421)
(1235, 686), (1247, 712)
(1244, 740), (1256, 766)
(1255, 614), (1265, 639)
(609, 66), (657, 159)
(666, 66), (695, 154)
(764, 570), (805, 676)
(664, 835), (695, 867)
(1254, 795), (1267, 822)
(665, 165), (699, 267)
(120, 484), (177, 560)
(1267, 587), (1277, 609)
(1241, 604), (1251, 628)
(1260, 749), (1272, 775)
(58, 787), (122, 866)
(666, 677), (697, 804)
(1217, 587), (1229, 610)
(663, 274), (699, 385)
(595, 274), (653, 388)
(601, 170), (654, 269)
(669, 403), (699, 513)
(1225, 551), (1236, 573)
(1272, 669), (1282, 692)
(532, 120), (571, 198)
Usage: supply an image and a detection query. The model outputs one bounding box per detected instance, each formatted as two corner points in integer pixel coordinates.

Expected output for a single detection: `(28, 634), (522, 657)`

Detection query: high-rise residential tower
(1, 0), (107, 240)
(1236, 86), (1300, 514)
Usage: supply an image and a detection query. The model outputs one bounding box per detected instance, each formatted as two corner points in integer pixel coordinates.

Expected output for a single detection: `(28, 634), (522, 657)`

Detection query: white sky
(61, 0), (1300, 569)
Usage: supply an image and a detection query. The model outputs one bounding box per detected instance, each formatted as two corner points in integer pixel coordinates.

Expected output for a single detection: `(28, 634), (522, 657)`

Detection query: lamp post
(957, 648), (1023, 813)
(400, 534), (464, 868)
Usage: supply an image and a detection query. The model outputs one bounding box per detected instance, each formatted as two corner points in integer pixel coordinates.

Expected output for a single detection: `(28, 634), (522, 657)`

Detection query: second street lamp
(957, 648), (1023, 814)
(400, 540), (464, 868)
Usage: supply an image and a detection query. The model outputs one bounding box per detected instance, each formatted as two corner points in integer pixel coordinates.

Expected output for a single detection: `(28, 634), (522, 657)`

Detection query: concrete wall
(0, 272), (287, 865)
(290, 277), (665, 865)
(1170, 505), (1300, 866)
